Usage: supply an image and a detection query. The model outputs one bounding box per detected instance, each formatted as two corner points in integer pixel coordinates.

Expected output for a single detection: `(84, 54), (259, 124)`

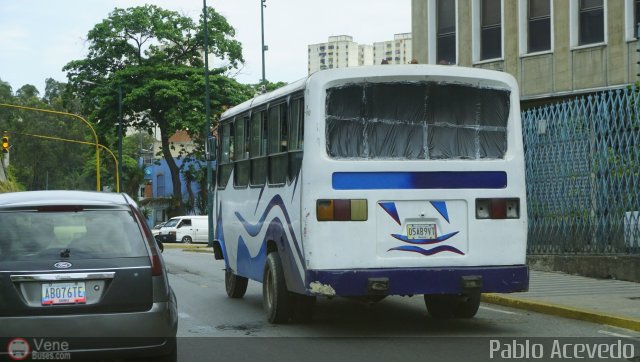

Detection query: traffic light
(1, 135), (8, 154)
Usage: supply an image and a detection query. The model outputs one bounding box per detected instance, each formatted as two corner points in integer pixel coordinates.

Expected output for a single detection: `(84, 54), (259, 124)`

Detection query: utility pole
(261, 0), (267, 84)
(118, 85), (123, 192)
(203, 0), (214, 246)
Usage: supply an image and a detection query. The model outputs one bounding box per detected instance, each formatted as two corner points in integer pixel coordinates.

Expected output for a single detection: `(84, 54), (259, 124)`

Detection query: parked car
(157, 215), (208, 244)
(0, 191), (177, 361)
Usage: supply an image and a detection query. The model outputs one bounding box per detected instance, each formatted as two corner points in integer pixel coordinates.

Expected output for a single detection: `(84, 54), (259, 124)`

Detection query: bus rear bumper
(305, 265), (528, 297)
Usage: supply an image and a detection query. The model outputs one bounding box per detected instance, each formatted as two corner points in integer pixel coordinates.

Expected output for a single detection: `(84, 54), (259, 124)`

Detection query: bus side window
(288, 97), (304, 182)
(280, 103), (288, 152)
(251, 109), (267, 186)
(218, 121), (234, 188)
(268, 104), (288, 185)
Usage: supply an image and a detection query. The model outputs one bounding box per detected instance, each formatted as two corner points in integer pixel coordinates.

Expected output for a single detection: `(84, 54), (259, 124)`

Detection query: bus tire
(453, 292), (481, 318)
(423, 294), (455, 319)
(290, 293), (316, 323)
(263, 252), (291, 324)
(225, 268), (248, 298)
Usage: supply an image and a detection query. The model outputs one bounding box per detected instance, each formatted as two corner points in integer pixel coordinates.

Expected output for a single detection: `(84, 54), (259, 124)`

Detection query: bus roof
(221, 65), (517, 120)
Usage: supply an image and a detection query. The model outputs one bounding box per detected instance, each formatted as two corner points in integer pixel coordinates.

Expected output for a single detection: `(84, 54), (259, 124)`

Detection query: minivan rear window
(0, 209), (148, 261)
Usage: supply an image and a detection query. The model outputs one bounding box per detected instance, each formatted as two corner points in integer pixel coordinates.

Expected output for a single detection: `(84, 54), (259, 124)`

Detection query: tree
(0, 85), (95, 191)
(64, 4), (252, 214)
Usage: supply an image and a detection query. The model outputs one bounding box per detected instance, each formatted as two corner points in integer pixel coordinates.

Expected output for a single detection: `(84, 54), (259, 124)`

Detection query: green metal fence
(523, 86), (640, 254)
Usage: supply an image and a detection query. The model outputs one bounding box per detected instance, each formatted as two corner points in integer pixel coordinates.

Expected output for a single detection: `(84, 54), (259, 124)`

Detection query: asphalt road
(163, 248), (640, 362)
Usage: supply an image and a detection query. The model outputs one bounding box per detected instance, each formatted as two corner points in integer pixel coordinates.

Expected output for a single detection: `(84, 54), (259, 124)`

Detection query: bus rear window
(326, 82), (510, 160)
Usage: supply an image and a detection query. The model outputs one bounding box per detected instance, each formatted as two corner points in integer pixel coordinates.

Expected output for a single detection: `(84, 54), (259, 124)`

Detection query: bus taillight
(317, 199), (368, 221)
(476, 198), (520, 219)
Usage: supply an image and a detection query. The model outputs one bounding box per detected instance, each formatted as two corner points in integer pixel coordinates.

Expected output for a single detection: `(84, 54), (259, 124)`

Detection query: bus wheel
(290, 293), (316, 323)
(263, 252), (291, 324)
(225, 268), (248, 298)
(181, 236), (192, 244)
(453, 292), (481, 318)
(423, 294), (455, 319)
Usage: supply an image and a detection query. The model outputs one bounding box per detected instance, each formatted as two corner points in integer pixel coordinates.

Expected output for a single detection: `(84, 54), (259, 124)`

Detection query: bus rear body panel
(217, 65), (528, 298)
(298, 67), (528, 297)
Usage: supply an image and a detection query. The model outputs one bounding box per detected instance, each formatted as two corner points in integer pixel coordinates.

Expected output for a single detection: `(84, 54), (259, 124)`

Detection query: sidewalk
(482, 270), (640, 331)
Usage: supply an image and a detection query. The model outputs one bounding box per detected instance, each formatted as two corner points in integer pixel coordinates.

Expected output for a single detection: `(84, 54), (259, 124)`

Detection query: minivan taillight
(130, 205), (164, 276)
(151, 254), (163, 276)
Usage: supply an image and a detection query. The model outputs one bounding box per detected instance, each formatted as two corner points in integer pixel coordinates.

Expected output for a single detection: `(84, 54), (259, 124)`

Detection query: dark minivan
(0, 191), (177, 361)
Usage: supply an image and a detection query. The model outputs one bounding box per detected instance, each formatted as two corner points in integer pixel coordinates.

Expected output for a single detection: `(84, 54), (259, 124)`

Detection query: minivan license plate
(42, 282), (87, 305)
(407, 224), (437, 240)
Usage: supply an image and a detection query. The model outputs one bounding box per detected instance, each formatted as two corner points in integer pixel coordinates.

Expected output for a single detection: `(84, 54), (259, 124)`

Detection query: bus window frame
(267, 100), (289, 187)
(250, 108), (268, 188)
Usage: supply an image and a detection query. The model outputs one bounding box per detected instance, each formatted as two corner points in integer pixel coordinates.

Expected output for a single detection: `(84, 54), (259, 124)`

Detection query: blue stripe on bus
(332, 171), (507, 190)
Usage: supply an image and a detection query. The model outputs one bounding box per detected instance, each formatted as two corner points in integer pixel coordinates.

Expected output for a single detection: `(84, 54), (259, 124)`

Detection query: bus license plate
(407, 224), (437, 240)
(42, 282), (87, 305)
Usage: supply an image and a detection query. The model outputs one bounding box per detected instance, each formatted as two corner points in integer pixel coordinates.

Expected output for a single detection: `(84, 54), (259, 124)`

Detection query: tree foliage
(0, 77), (97, 191)
(64, 4), (253, 213)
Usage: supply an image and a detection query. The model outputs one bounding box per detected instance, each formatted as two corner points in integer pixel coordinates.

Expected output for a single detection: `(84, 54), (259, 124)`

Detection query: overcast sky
(0, 0), (410, 94)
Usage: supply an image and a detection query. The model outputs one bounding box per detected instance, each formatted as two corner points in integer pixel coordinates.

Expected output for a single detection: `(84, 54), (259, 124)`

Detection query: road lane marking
(480, 306), (519, 315)
(598, 330), (632, 338)
(178, 312), (193, 320)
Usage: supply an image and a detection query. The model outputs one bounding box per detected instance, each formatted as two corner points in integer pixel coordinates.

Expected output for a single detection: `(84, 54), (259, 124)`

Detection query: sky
(0, 0), (410, 94)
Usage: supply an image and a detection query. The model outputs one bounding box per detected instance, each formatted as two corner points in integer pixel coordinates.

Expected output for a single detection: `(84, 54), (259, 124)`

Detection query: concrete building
(359, 44), (374, 67)
(411, 0), (640, 107)
(373, 33), (414, 64)
(308, 35), (361, 73)
(308, 33), (413, 73)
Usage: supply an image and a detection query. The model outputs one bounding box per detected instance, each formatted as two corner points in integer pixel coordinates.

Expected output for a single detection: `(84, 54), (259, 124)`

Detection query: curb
(163, 244), (207, 250)
(482, 294), (640, 332)
(182, 248), (214, 254)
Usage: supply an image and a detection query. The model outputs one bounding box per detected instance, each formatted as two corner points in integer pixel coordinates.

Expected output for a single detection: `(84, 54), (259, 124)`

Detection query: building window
(635, 0), (640, 36)
(528, 0), (551, 52)
(157, 174), (165, 197)
(579, 0), (604, 45)
(437, 0), (456, 64)
(481, 0), (502, 60)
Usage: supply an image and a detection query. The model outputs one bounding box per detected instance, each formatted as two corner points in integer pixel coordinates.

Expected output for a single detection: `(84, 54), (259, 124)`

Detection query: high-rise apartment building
(308, 34), (413, 74)
(373, 33), (413, 64)
(308, 35), (360, 74)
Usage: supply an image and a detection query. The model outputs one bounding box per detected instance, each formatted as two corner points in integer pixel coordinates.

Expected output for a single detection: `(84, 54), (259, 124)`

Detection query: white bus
(211, 65), (528, 323)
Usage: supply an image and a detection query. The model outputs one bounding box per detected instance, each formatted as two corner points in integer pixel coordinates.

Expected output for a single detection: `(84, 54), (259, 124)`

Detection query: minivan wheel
(181, 236), (192, 244)
(225, 268), (248, 298)
(263, 252), (291, 324)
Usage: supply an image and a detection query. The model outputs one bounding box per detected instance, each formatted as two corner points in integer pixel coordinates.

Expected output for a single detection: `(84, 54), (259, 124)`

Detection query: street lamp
(82, 80), (123, 192)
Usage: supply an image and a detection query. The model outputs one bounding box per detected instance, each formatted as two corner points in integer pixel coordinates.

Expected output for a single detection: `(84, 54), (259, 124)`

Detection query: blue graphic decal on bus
(237, 235), (267, 281)
(235, 194), (305, 267)
(388, 245), (465, 256)
(215, 203), (227, 262)
(333, 171), (507, 190)
(382, 201), (464, 256)
(378, 202), (401, 225)
(430, 201), (450, 223)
